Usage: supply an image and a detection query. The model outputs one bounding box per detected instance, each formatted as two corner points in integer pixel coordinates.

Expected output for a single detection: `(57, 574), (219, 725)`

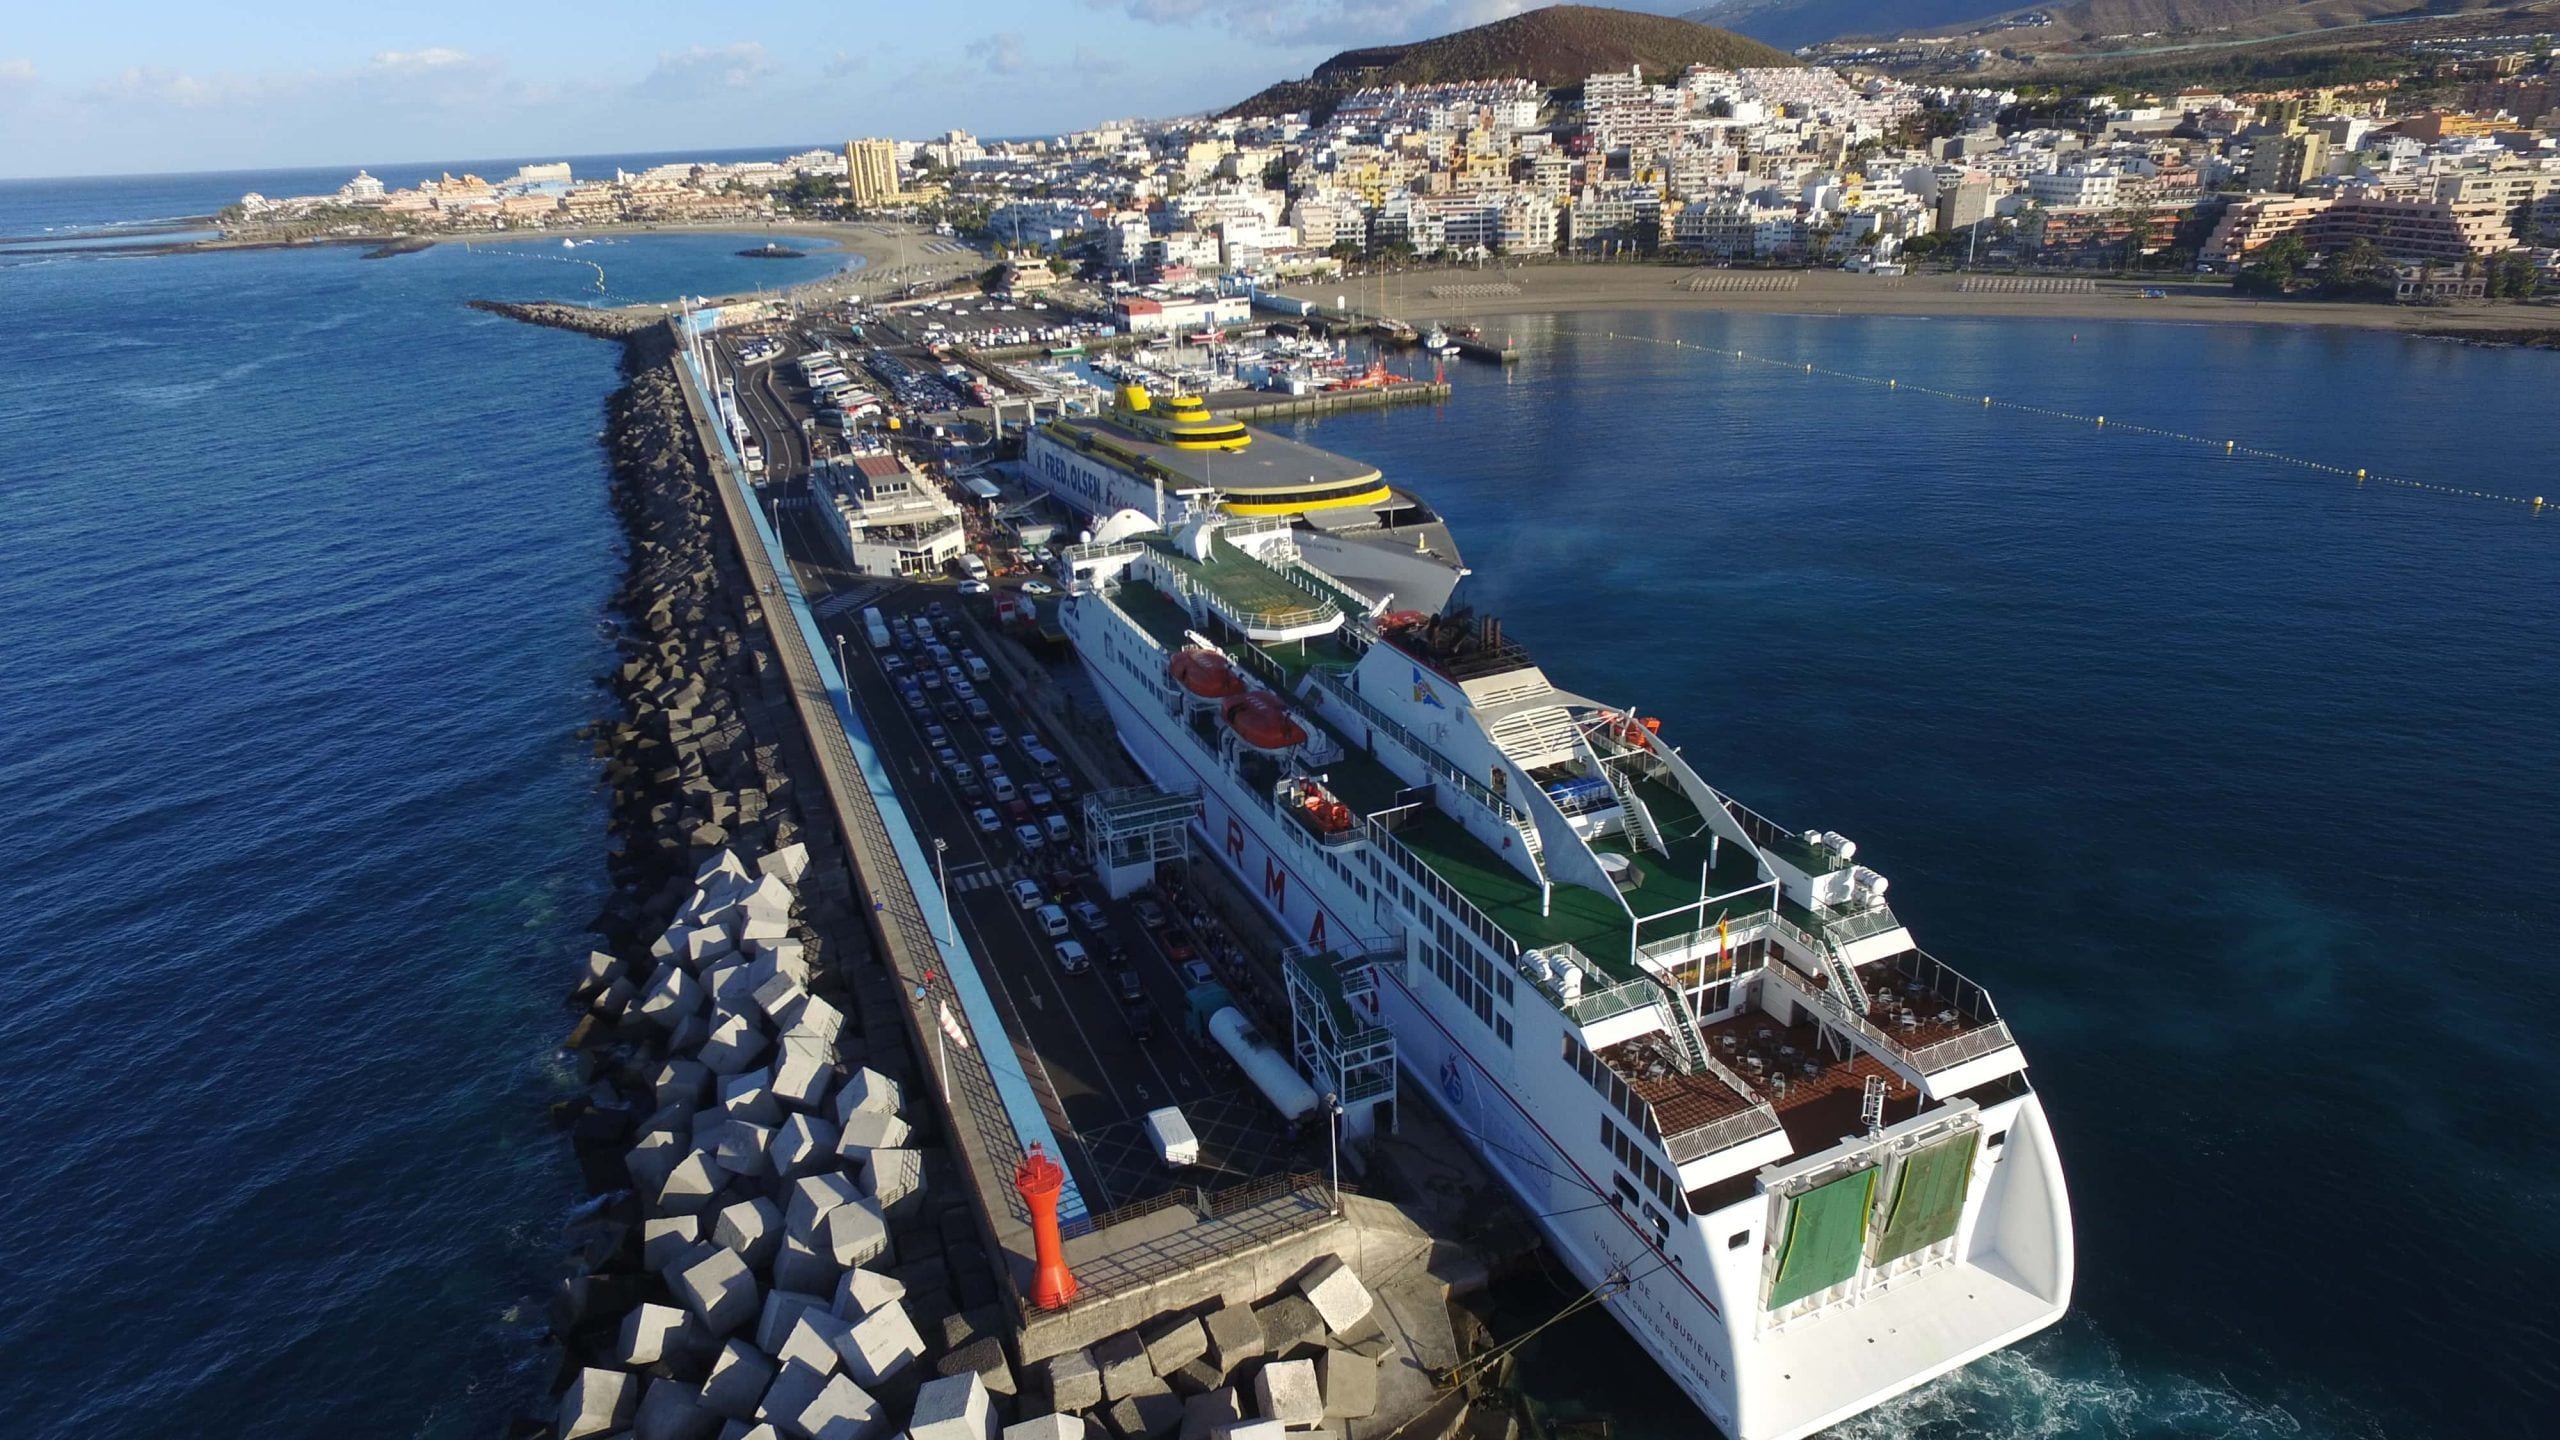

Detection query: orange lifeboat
(1603, 712), (1663, 749)
(1169, 647), (1246, 700)
(1380, 609), (1429, 634)
(1223, 692), (1307, 752)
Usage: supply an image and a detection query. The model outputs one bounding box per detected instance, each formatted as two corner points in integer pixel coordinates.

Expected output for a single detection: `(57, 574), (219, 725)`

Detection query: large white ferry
(1048, 409), (2073, 1440)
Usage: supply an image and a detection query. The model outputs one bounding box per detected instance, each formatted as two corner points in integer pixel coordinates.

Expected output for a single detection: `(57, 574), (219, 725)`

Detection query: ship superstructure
(1022, 384), (1467, 614)
(1056, 508), (2074, 1440)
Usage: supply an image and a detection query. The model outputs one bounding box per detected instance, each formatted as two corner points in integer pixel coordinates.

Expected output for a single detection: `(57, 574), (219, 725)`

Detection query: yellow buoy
(2356, 469), (2366, 481)
(2096, 416), (2105, 427)
(1983, 396), (1992, 406)
(2225, 440), (2235, 453)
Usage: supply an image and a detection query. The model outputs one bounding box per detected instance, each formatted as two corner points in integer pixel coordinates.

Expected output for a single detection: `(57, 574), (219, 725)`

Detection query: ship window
(1986, 1130), (2008, 1150)
(1493, 1015), (1513, 1047)
(1611, 1176), (1639, 1211)
(1727, 1230), (1751, 1251)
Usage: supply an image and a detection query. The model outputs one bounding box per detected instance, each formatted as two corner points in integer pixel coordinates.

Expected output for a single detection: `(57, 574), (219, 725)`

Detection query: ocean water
(0, 220), (851, 1438)
(1282, 311), (2560, 1439)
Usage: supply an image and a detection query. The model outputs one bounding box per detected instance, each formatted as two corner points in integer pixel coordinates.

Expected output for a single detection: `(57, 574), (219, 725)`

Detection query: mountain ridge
(1223, 5), (1798, 121)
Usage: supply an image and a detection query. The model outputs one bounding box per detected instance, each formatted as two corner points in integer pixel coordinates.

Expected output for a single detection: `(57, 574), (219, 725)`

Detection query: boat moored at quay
(1045, 414), (2073, 1440)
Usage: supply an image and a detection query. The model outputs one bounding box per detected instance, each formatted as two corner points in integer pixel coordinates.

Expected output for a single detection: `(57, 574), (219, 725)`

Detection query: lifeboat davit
(1170, 647), (1247, 700)
(1603, 712), (1663, 749)
(1223, 692), (1307, 752)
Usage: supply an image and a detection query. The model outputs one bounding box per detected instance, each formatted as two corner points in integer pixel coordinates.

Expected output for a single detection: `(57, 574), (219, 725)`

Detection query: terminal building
(819, 452), (966, 577)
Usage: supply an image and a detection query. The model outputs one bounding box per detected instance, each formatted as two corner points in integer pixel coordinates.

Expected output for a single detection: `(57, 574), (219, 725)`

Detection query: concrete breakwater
(504, 310), (1510, 1440)
(471, 299), (666, 340)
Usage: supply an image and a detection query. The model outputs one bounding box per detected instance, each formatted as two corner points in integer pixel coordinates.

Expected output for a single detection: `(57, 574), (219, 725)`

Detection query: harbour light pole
(1324, 1091), (1342, 1216)
(934, 837), (953, 944)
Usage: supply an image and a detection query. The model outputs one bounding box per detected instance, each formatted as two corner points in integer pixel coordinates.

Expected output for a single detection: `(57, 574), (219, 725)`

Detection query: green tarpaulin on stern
(1767, 1167), (1875, 1310)
(1872, 1131), (1978, 1264)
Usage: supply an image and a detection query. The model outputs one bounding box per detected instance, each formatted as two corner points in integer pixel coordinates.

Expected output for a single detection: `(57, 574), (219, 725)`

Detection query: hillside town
(230, 50), (2560, 301)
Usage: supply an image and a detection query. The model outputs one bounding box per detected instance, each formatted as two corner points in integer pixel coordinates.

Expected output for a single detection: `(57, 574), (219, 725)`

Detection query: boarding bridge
(1082, 784), (1198, 898)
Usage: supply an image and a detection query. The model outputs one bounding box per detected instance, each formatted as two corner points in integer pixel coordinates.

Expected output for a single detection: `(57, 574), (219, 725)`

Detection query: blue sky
(0, 0), (1697, 179)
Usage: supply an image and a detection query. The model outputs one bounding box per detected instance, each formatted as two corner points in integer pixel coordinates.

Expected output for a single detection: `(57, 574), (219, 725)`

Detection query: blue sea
(1281, 313), (2560, 1439)
(0, 174), (853, 1439)
(2, 168), (2555, 1440)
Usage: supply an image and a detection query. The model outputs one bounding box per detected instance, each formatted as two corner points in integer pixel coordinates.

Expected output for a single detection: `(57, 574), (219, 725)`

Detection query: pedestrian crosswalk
(946, 861), (1029, 894)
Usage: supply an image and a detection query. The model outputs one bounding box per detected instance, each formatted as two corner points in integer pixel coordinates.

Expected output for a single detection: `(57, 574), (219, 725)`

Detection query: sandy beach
(1276, 264), (2560, 343)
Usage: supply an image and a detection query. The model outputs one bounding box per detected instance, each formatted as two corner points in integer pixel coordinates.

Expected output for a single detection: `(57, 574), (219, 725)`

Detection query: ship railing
(1064, 538), (1145, 566)
(1722, 797), (1845, 877)
(1361, 813), (1525, 964)
(1761, 956), (2016, 1078)
(1815, 896), (1904, 946)
(1312, 670), (1524, 826)
(1662, 1102), (1788, 1165)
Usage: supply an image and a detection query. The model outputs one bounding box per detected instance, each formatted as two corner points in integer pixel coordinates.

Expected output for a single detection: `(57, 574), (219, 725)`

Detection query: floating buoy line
(1602, 331), (2549, 519)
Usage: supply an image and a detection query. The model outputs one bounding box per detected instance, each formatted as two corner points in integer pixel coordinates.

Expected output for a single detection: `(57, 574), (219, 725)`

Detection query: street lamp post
(832, 633), (848, 686)
(934, 837), (953, 944)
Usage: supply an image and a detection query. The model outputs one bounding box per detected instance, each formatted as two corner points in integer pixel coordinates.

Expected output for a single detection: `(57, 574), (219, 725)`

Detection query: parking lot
(816, 590), (1316, 1211)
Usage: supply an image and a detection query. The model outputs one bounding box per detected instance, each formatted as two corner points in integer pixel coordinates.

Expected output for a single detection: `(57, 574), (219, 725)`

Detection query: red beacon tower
(1015, 1143), (1078, 1310)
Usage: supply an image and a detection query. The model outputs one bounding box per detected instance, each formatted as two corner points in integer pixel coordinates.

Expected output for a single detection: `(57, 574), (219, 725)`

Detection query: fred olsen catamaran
(1043, 396), (2073, 1440)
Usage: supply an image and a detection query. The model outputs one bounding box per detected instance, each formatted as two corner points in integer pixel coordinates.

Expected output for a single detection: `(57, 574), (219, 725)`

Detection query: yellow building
(844, 139), (903, 209)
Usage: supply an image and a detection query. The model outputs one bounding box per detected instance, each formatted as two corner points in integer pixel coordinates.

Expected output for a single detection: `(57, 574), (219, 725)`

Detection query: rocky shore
(471, 299), (666, 340)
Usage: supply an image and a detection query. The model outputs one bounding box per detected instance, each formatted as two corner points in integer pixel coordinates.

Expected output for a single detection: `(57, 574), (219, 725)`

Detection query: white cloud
(966, 32), (1030, 77)
(1083, 0), (1689, 48)
(370, 48), (475, 73)
(637, 43), (780, 98)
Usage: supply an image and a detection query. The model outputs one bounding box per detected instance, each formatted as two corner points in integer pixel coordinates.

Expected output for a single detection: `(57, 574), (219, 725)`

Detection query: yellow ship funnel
(1115, 382), (1153, 413)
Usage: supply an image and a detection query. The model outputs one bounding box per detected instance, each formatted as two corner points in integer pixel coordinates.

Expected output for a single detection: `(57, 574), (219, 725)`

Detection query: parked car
(1014, 823), (1046, 853)
(982, 723), (1009, 749)
(1181, 958), (1216, 988)
(1012, 879), (1044, 910)
(1036, 904), (1071, 938)
(1136, 899), (1168, 931)
(958, 580), (990, 595)
(1024, 782), (1054, 809)
(1070, 899), (1108, 931)
(973, 807), (1001, 834)
(1021, 578), (1055, 596)
(1054, 939), (1091, 974)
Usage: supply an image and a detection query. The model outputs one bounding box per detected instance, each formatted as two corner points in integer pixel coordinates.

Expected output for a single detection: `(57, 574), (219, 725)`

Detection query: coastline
(1277, 264), (2560, 343)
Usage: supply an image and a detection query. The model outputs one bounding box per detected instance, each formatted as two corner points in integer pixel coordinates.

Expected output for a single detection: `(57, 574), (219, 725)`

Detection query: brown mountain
(1223, 5), (1799, 121)
(1682, 0), (2532, 52)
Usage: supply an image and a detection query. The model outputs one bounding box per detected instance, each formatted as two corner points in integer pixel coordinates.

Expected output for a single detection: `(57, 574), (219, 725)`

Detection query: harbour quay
(523, 302), (1516, 1440)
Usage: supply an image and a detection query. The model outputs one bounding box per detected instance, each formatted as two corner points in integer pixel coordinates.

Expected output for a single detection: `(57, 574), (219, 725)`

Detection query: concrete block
(938, 1336), (1016, 1398)
(1164, 1360), (1221, 1398)
(1251, 1296), (1322, 1357)
(621, 1302), (692, 1366)
(840, 1298), (927, 1387)
(767, 937), (814, 985)
(758, 1359), (833, 1438)
(715, 1196), (786, 1271)
(675, 1246), (763, 1336)
(760, 842), (811, 885)
(706, 1340), (781, 1421)
(1106, 1391), (1183, 1440)
(1179, 1389), (1244, 1440)
(1201, 1304), (1263, 1372)
(1038, 1350), (1102, 1412)
(713, 961), (763, 1014)
(745, 872), (796, 920)
(658, 1057), (714, 1108)
(781, 1309), (857, 1378)
(773, 1037), (835, 1111)
(777, 993), (848, 1047)
(799, 1373), (886, 1440)
(775, 1232), (848, 1297)
(560, 1366), (641, 1439)
(836, 1067), (904, 1123)
(1092, 1331), (1153, 1400)
(630, 1132), (687, 1197)
(824, 1196), (892, 1268)
(834, 1267), (908, 1320)
(713, 1118), (776, 1178)
(699, 848), (754, 889)
(1210, 1424), (1284, 1440)
(1251, 1360), (1321, 1429)
(773, 1113), (841, 1180)
(583, 949), (627, 987)
(659, 1148), (733, 1217)
(702, 1012), (773, 1076)
(1141, 1316), (1208, 1377)
(640, 965), (705, 1029)
(724, 1067), (784, 1126)
(641, 1101), (701, 1140)
(836, 1111), (912, 1163)
(787, 1171), (864, 1245)
(671, 1008), (714, 1056)
(752, 968), (809, 1018)
(637, 1376), (724, 1440)
(758, 1290), (835, 1356)
(742, 910), (793, 944)
(653, 925), (685, 964)
(723, 1426), (781, 1440)
(1314, 1351), (1375, 1421)
(690, 923), (740, 969)
(593, 975), (640, 1020)
(1004, 1417), (1086, 1440)
(646, 1215), (706, 1272)
(912, 1372), (997, 1440)
(862, 1149), (924, 1211)
(1293, 1259), (1373, 1337)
